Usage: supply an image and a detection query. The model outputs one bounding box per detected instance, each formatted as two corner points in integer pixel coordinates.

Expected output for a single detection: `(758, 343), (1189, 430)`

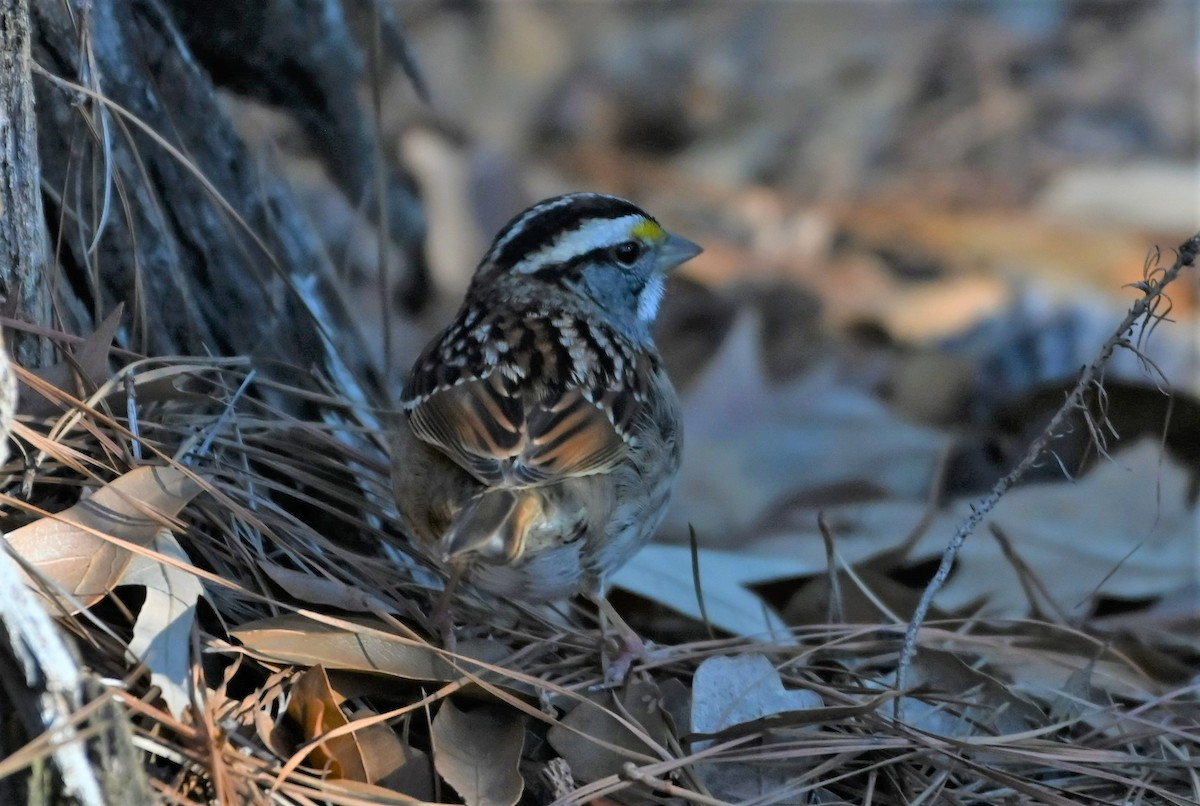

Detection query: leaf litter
(2, 240), (1199, 804)
(6, 65), (1200, 803)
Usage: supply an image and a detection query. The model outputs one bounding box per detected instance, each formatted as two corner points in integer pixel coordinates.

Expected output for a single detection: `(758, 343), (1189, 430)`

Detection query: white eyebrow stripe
(489, 195), (582, 257)
(512, 215), (645, 274)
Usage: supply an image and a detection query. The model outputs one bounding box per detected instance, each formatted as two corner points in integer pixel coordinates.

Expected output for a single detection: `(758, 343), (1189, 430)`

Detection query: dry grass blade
(1, 287), (1197, 804)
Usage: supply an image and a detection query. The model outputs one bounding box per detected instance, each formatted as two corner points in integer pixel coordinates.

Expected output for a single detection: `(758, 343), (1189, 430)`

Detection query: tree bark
(0, 3), (155, 801)
(25, 0), (424, 406)
(0, 0), (52, 368)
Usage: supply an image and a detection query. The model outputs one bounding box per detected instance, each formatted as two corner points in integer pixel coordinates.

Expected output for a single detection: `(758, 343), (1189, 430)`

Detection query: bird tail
(441, 489), (543, 563)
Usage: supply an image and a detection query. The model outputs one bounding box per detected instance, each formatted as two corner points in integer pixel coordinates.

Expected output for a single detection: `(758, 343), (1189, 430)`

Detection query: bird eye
(611, 241), (643, 266)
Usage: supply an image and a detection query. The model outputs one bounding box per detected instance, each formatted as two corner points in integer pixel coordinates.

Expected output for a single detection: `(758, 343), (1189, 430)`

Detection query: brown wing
(406, 374), (629, 487)
(402, 309), (660, 488)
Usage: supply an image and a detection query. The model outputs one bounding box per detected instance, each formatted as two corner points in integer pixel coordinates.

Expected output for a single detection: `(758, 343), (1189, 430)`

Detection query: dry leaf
(691, 654), (822, 742)
(546, 679), (673, 784)
(431, 700), (524, 806)
(286, 665), (432, 797)
(259, 562), (387, 612)
(782, 566), (928, 626)
(989, 643), (1168, 703)
(666, 312), (946, 541)
(919, 439), (1197, 616)
(123, 530), (202, 718)
(731, 438), (1195, 625)
(887, 650), (1042, 740)
(691, 654), (823, 801)
(232, 613), (514, 687)
(6, 465), (205, 612)
(21, 305), (123, 417)
(612, 545), (795, 638)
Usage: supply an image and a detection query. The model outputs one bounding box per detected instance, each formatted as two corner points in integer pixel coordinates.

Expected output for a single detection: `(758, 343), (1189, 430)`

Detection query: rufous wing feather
(406, 379), (633, 487)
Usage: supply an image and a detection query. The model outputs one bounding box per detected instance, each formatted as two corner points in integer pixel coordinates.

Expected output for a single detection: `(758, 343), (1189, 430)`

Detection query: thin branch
(895, 234), (1200, 710)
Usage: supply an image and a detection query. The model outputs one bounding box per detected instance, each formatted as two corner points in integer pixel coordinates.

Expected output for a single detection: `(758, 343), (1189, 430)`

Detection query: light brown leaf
(286, 665), (432, 796)
(232, 613), (514, 687)
(6, 465), (204, 612)
(431, 700), (524, 806)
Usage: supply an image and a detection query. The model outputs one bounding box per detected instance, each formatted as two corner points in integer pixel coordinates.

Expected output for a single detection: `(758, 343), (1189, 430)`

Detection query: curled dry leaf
(431, 700), (525, 806)
(123, 530), (203, 719)
(285, 665), (433, 798)
(6, 465), (205, 613)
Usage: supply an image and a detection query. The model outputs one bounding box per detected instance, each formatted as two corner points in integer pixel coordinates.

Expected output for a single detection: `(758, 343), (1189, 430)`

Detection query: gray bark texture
(22, 0), (427, 401)
(0, 0), (52, 367)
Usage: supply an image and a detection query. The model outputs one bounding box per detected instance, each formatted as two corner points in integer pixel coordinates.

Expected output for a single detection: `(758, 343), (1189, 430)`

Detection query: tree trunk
(22, 0), (426, 405)
(0, 0), (52, 368)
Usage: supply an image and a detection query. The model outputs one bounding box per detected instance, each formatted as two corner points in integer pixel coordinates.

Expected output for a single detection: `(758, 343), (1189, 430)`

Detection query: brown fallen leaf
(285, 665), (432, 797)
(547, 679), (672, 784)
(232, 613), (518, 690)
(21, 305), (124, 417)
(6, 465), (205, 612)
(431, 700), (524, 806)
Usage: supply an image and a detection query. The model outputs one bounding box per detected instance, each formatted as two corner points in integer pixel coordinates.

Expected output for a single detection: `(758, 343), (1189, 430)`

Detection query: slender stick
(894, 234), (1199, 713)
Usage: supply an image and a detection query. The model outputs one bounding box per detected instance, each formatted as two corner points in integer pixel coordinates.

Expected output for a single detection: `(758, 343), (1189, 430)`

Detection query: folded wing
(407, 374), (632, 487)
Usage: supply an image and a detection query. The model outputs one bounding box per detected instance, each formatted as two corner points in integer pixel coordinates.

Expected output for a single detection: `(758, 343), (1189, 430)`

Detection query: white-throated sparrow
(392, 192), (700, 652)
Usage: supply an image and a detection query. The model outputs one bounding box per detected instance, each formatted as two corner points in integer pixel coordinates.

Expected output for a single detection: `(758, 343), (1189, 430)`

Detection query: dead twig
(895, 233), (1200, 713)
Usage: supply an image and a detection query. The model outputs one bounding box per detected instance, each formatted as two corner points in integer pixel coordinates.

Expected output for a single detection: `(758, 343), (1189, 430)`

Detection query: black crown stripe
(489, 194), (648, 271)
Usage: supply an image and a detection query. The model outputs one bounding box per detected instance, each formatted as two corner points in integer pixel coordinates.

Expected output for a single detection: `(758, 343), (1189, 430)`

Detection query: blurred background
(238, 1), (1198, 389)
(356, 2), (1197, 356)
(230, 0), (1198, 631)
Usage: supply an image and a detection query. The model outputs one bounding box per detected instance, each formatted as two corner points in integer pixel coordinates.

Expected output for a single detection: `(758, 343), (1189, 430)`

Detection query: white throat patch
(637, 273), (665, 322)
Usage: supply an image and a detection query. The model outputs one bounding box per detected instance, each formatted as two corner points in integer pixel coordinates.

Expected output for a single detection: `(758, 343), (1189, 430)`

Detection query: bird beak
(656, 233), (703, 272)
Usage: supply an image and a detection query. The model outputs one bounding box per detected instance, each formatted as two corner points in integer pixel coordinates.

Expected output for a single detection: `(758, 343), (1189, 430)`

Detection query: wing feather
(402, 312), (653, 488)
(408, 381), (628, 487)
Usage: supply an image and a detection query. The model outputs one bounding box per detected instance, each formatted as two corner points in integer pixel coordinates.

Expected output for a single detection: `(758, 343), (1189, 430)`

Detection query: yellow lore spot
(631, 218), (665, 243)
